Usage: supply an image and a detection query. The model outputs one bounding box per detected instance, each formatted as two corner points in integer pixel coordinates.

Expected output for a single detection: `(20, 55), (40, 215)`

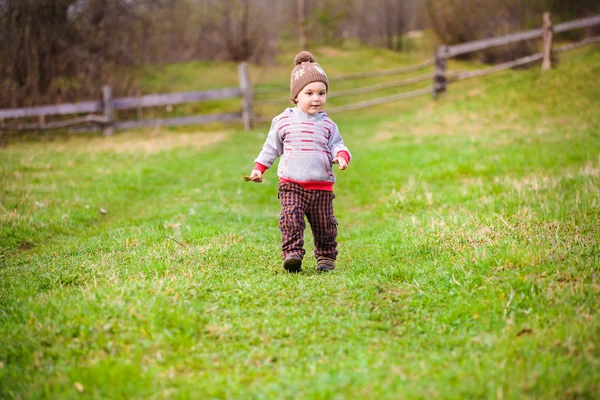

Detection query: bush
(427, 0), (548, 63)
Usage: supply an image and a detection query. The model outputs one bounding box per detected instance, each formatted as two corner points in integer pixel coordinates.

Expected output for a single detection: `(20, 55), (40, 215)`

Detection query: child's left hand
(332, 156), (348, 170)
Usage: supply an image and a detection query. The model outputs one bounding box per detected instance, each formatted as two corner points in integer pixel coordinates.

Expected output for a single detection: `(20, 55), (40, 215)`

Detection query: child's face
(295, 82), (327, 115)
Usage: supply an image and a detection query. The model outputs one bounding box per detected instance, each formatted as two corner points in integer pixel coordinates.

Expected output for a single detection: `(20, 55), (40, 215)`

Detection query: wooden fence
(433, 13), (600, 95)
(253, 13), (599, 116)
(253, 59), (436, 115)
(0, 13), (598, 134)
(0, 63), (254, 135)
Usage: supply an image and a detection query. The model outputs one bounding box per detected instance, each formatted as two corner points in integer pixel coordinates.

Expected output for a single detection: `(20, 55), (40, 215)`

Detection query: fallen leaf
(517, 328), (533, 336)
(581, 313), (593, 322)
(74, 382), (85, 392)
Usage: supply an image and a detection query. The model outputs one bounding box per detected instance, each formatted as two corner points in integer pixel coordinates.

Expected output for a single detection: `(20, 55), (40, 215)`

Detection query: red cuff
(336, 151), (350, 163)
(254, 162), (268, 173)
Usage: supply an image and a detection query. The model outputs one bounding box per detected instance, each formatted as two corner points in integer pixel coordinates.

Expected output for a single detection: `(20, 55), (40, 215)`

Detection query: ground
(0, 46), (599, 399)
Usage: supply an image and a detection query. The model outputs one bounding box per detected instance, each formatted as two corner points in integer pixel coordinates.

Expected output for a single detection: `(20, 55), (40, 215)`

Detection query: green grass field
(1, 46), (599, 399)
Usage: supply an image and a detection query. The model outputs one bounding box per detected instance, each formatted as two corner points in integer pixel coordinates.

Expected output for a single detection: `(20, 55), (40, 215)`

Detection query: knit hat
(290, 51), (329, 102)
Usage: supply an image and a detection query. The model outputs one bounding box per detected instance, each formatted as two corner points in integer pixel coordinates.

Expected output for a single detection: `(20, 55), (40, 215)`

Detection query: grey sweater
(254, 107), (351, 190)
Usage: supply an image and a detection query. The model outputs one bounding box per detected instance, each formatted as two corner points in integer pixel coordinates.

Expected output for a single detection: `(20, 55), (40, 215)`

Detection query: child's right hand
(249, 169), (263, 182)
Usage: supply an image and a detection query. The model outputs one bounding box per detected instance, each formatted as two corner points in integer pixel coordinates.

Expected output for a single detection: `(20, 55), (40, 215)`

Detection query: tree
(0, 0), (76, 104)
(298, 0), (308, 50)
(209, 0), (281, 62)
(0, 0), (179, 107)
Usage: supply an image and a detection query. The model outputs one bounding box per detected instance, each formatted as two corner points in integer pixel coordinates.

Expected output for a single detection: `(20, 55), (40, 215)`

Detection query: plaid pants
(278, 181), (338, 260)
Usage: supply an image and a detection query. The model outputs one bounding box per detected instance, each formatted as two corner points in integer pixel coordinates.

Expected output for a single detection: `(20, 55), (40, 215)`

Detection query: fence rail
(252, 58), (435, 95)
(112, 88), (242, 110)
(449, 53), (544, 82)
(554, 35), (600, 53)
(334, 59), (434, 81)
(448, 36), (600, 83)
(0, 62), (254, 135)
(0, 101), (102, 120)
(1, 13), (598, 134)
(434, 13), (600, 95)
(326, 87), (433, 114)
(330, 72), (434, 98)
(5, 115), (110, 131)
(255, 13), (599, 115)
(443, 14), (600, 58)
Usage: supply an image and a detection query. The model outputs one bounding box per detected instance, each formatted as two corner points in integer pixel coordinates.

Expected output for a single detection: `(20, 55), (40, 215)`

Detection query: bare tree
(298, 0), (308, 50)
(427, 0), (551, 62)
(0, 0), (75, 105)
(208, 0), (281, 62)
(0, 0), (181, 107)
(13, 0), (595, 107)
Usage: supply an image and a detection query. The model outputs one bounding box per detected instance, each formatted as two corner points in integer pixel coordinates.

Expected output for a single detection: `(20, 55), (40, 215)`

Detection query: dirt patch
(374, 131), (394, 142)
(18, 240), (36, 251)
(580, 157), (600, 177)
(57, 130), (229, 154)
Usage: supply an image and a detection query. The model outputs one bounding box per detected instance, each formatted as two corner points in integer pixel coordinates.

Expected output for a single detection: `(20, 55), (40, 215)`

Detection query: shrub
(427, 0), (547, 63)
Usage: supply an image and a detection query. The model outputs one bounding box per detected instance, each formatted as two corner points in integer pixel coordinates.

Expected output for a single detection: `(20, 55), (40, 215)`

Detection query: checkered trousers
(278, 181), (338, 260)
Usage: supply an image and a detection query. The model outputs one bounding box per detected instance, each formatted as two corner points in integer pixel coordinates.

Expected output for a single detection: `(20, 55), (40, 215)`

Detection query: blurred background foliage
(0, 0), (598, 108)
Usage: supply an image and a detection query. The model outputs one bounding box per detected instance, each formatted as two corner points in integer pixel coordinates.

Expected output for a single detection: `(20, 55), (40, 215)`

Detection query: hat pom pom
(294, 51), (315, 66)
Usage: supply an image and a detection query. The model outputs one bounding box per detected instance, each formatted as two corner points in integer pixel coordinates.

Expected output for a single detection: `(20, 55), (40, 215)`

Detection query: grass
(1, 46), (599, 399)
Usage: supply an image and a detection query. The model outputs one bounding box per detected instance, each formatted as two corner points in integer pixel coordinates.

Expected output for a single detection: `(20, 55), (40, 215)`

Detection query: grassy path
(1, 48), (599, 398)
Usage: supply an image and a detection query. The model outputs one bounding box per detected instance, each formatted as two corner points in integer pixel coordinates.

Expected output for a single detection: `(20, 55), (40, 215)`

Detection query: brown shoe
(316, 257), (335, 272)
(283, 255), (302, 273)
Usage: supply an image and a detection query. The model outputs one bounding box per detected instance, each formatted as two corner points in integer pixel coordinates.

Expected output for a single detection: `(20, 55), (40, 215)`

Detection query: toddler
(248, 51), (352, 273)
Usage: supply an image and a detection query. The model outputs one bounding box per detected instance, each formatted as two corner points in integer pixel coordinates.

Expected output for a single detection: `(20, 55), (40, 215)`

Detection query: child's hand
(332, 156), (348, 170)
(248, 169), (263, 182)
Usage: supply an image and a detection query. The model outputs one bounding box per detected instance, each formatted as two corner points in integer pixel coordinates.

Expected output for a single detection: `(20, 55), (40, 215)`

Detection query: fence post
(542, 12), (553, 71)
(136, 88), (143, 121)
(433, 46), (448, 98)
(102, 85), (114, 136)
(238, 62), (254, 131)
